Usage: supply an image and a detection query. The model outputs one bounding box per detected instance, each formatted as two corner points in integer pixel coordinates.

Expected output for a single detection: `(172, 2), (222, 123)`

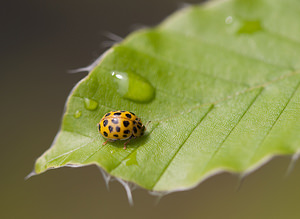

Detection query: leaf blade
(35, 0), (300, 192)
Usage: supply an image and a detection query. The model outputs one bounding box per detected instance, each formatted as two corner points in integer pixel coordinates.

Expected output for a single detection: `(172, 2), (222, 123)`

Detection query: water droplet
(84, 98), (98, 111)
(74, 110), (82, 118)
(124, 151), (138, 166)
(225, 16), (233, 24)
(237, 20), (262, 34)
(111, 71), (155, 103)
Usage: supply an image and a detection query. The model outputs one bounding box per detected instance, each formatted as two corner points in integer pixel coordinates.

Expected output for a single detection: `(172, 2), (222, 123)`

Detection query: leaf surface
(35, 0), (300, 191)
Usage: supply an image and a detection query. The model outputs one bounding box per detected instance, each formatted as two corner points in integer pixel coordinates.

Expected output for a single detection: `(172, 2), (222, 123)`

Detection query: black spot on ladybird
(125, 113), (132, 119)
(137, 125), (141, 129)
(116, 126), (120, 132)
(133, 127), (137, 133)
(124, 130), (130, 134)
(123, 121), (130, 127)
(133, 121), (136, 125)
(130, 112), (135, 115)
(138, 122), (142, 126)
(108, 126), (113, 133)
(112, 118), (119, 124)
(103, 131), (108, 137)
(103, 120), (108, 127)
(123, 135), (127, 138)
(105, 113), (111, 117)
(113, 134), (119, 137)
(114, 112), (121, 116)
(97, 124), (101, 131)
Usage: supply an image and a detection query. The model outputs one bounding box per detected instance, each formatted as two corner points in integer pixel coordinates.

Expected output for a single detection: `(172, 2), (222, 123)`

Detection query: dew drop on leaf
(225, 16), (233, 24)
(111, 71), (155, 103)
(74, 110), (82, 118)
(83, 98), (98, 111)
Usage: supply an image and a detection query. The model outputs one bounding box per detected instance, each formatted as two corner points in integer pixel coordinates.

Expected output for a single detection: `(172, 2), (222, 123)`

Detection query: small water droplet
(84, 98), (98, 111)
(74, 110), (82, 118)
(237, 20), (262, 34)
(111, 71), (155, 103)
(124, 151), (138, 166)
(225, 16), (233, 24)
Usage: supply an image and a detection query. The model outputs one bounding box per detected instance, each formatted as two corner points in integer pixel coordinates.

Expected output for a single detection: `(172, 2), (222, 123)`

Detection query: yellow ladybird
(97, 110), (145, 149)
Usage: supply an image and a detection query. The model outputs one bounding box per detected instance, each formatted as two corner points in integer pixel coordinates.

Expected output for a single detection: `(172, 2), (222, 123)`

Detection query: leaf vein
(151, 104), (214, 189)
(246, 79), (300, 165)
(153, 71), (300, 123)
(198, 88), (264, 174)
(45, 138), (98, 165)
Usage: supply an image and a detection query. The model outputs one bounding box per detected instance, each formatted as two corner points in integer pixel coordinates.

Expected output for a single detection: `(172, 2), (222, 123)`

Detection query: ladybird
(97, 110), (146, 149)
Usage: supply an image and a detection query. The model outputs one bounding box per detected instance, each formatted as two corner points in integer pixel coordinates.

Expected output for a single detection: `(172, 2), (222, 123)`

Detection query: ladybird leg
(123, 136), (134, 149)
(123, 140), (130, 149)
(103, 139), (116, 145)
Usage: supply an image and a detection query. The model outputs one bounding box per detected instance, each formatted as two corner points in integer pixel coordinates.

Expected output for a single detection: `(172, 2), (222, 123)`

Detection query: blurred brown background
(1, 0), (300, 218)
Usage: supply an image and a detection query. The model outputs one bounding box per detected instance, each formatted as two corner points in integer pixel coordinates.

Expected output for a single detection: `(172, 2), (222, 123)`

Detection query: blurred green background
(1, 0), (300, 218)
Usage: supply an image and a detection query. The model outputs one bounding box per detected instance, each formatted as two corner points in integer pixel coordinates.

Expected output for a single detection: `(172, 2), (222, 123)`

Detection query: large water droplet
(74, 110), (82, 118)
(237, 20), (262, 34)
(124, 151), (138, 166)
(111, 71), (155, 103)
(84, 98), (98, 110)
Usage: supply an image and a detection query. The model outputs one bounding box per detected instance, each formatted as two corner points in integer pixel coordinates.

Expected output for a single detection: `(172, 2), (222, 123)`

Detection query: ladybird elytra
(98, 110), (146, 149)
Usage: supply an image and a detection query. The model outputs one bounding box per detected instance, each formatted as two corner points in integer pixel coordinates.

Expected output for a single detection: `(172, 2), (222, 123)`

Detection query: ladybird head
(140, 121), (151, 136)
(140, 125), (146, 136)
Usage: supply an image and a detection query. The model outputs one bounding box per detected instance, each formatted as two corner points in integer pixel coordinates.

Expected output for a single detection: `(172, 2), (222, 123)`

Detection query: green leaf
(34, 0), (300, 192)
